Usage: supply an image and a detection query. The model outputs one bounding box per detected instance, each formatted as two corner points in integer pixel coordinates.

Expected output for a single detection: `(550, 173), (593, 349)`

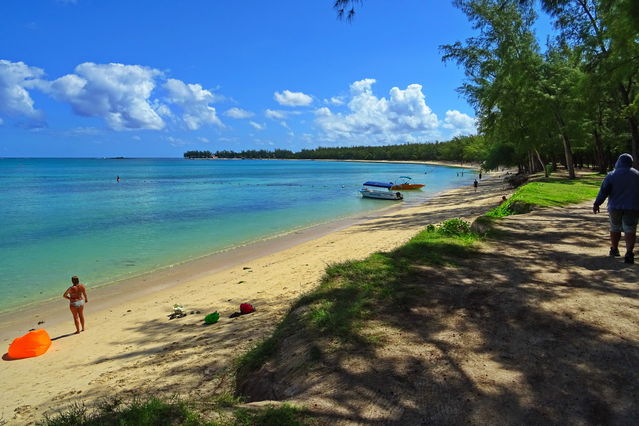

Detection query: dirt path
(245, 202), (639, 425)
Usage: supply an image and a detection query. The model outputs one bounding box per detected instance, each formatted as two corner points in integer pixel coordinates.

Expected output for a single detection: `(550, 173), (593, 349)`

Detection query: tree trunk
(561, 133), (576, 178)
(552, 111), (576, 178)
(618, 83), (639, 166)
(534, 149), (546, 176)
(592, 127), (608, 173)
(628, 116), (639, 165)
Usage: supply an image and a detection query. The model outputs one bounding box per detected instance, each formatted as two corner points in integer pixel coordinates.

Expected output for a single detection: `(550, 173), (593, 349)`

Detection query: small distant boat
(391, 176), (425, 190)
(360, 181), (403, 200)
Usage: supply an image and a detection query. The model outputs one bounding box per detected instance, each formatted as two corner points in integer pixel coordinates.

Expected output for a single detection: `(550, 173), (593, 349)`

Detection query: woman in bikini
(63, 276), (88, 334)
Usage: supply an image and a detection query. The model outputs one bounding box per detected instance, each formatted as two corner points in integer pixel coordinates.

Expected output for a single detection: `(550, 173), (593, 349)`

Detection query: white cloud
(265, 109), (287, 119)
(249, 121), (265, 130)
(273, 89), (312, 106)
(325, 96), (345, 106)
(164, 78), (223, 130)
(224, 107), (253, 119)
(0, 59), (45, 120)
(45, 62), (165, 131)
(314, 79), (440, 143)
(0, 60), (233, 133)
(153, 100), (173, 118)
(443, 110), (477, 136)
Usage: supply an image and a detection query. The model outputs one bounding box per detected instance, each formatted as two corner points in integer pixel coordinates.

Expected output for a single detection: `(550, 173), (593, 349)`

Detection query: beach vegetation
(41, 395), (309, 426)
(236, 219), (480, 375)
(441, 0), (639, 176)
(229, 404), (308, 426)
(41, 396), (202, 426)
(184, 150), (214, 159)
(487, 174), (602, 218)
(211, 135), (487, 164)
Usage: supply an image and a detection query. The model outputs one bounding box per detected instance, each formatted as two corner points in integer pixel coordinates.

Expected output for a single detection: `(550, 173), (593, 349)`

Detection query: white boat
(360, 181), (403, 200)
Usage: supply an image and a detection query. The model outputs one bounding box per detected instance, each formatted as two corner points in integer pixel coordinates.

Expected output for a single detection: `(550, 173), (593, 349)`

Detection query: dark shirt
(594, 154), (639, 211)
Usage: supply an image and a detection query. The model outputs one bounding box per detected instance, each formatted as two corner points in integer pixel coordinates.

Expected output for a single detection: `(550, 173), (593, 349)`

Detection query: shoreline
(310, 158), (481, 169)
(0, 158), (472, 317)
(0, 171), (506, 424)
(0, 160), (471, 322)
(0, 202), (402, 343)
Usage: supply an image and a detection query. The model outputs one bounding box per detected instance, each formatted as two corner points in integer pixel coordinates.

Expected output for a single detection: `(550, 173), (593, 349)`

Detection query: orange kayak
(391, 183), (425, 190)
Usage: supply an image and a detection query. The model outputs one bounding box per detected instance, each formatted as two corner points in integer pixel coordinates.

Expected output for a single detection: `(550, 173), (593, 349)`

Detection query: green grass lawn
(487, 174), (603, 218)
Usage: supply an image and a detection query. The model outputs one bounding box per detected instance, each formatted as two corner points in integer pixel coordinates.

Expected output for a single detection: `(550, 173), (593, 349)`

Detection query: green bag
(204, 312), (220, 324)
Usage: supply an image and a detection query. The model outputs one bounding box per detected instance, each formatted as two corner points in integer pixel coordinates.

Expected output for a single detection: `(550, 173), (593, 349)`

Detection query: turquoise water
(0, 158), (475, 311)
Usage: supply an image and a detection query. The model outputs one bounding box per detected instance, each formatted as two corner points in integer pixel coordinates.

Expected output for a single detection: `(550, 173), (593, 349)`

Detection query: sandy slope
(240, 200), (639, 425)
(1, 172), (505, 424)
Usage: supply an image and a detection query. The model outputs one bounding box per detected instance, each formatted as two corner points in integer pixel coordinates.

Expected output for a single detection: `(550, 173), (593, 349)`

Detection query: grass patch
(231, 404), (308, 426)
(41, 396), (202, 426)
(487, 175), (602, 218)
(41, 396), (309, 426)
(236, 219), (481, 374)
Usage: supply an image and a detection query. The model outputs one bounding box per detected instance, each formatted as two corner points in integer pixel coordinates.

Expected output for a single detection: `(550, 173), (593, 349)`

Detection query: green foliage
(212, 136), (486, 163)
(441, 0), (639, 174)
(41, 396), (201, 426)
(437, 218), (472, 236)
(231, 404), (308, 426)
(41, 395), (310, 426)
(487, 175), (602, 217)
(184, 150), (214, 159)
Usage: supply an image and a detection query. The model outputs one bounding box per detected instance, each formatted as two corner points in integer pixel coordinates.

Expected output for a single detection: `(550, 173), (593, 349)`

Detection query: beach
(1, 172), (506, 424)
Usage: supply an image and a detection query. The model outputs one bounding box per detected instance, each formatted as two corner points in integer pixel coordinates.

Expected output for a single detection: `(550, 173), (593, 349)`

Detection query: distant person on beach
(593, 153), (639, 264)
(479, 172), (482, 180)
(116, 176), (120, 182)
(473, 179), (478, 191)
(63, 276), (88, 334)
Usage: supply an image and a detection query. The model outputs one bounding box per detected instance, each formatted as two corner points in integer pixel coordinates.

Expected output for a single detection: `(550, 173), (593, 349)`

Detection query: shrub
(437, 219), (472, 236)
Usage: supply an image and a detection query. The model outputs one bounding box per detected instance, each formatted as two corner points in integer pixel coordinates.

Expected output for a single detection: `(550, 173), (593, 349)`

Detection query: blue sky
(0, 0), (484, 157)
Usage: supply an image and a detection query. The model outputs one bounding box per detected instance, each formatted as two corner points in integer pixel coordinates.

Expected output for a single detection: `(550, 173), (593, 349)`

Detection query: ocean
(0, 158), (475, 312)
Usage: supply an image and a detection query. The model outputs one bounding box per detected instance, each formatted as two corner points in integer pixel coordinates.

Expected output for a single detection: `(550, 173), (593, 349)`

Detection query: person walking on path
(473, 179), (478, 192)
(63, 276), (88, 333)
(593, 153), (639, 264)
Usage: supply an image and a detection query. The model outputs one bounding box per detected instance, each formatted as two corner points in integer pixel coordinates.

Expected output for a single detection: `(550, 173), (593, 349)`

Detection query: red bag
(240, 303), (255, 314)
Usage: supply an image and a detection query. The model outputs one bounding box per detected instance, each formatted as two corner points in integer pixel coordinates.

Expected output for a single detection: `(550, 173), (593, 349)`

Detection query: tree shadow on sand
(236, 203), (639, 424)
